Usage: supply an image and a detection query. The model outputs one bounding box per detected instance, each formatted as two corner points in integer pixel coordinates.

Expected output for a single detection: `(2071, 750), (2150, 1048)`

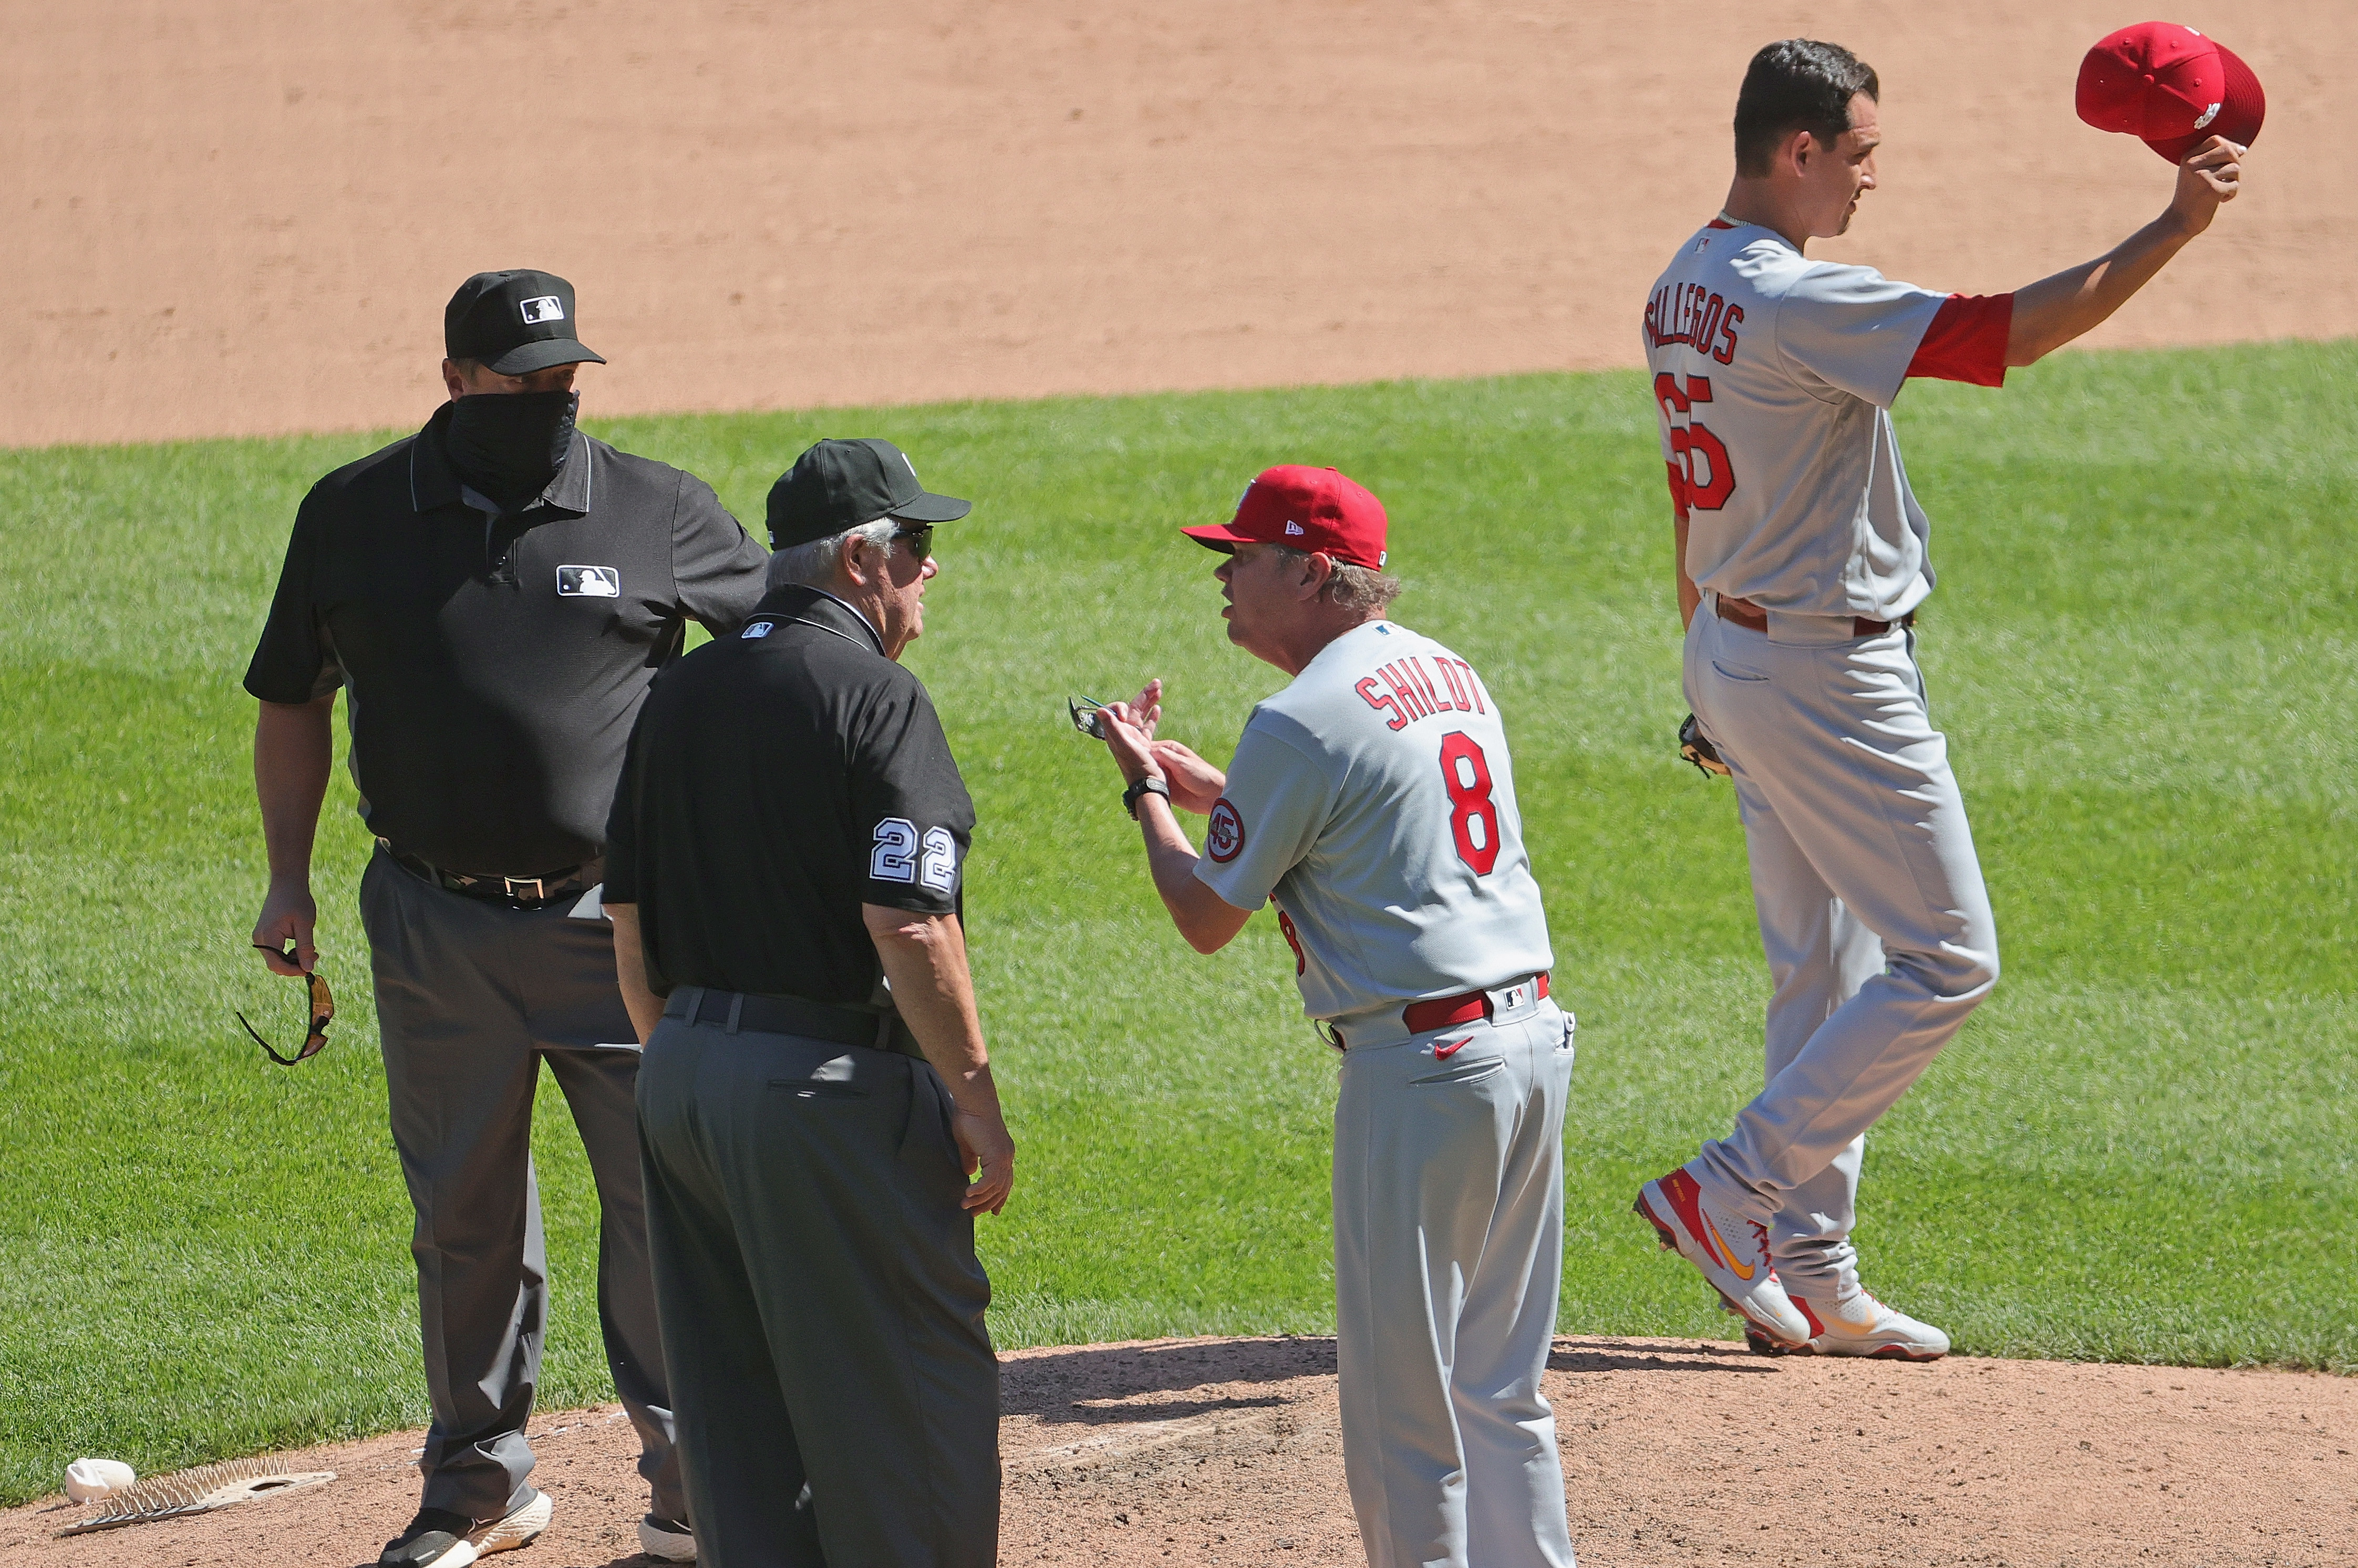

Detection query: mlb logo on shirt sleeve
(556, 564), (620, 598)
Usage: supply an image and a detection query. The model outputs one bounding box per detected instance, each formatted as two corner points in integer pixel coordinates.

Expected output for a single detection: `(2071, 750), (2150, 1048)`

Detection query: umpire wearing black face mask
(244, 269), (769, 1568)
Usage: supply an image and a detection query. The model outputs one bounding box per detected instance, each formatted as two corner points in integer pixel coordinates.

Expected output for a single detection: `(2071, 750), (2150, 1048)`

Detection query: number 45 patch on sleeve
(1205, 798), (1245, 863)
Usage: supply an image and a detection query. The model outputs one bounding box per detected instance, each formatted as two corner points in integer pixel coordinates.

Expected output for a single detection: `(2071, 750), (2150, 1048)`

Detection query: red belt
(1401, 972), (1549, 1035)
(1717, 595), (1912, 640)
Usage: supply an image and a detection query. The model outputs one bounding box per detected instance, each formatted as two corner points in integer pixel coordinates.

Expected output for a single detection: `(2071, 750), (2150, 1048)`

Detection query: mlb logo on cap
(2075, 21), (2265, 162)
(444, 268), (607, 377)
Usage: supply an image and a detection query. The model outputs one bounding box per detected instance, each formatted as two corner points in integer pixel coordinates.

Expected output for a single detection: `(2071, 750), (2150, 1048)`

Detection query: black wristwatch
(1122, 775), (1171, 820)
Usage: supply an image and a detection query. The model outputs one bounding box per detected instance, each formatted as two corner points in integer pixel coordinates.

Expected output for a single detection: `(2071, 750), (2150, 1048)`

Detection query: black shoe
(378, 1507), (475, 1568)
(638, 1513), (698, 1561)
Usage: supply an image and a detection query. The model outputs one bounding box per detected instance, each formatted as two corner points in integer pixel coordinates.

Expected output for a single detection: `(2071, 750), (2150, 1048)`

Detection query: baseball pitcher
(1635, 36), (2251, 1357)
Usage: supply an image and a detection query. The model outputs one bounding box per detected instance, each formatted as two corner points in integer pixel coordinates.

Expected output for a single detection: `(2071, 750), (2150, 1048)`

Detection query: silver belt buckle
(504, 875), (546, 904)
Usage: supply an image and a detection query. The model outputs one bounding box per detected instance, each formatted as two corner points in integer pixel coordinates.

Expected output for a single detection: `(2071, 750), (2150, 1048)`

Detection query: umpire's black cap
(766, 439), (971, 550)
(444, 269), (607, 376)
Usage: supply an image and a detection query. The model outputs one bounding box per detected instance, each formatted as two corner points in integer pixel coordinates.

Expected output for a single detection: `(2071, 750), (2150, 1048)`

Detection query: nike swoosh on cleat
(1701, 1216), (1754, 1280)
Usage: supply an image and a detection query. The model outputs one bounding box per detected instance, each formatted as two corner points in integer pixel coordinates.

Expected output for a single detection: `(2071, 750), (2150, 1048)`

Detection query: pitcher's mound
(6, 1336), (2351, 1566)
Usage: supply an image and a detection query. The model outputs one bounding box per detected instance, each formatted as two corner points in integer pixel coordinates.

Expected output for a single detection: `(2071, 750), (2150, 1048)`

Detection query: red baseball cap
(1181, 465), (1389, 570)
(2075, 21), (2264, 163)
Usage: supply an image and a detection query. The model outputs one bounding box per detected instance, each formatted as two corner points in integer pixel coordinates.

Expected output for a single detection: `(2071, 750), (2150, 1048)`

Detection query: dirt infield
(9, 1), (2353, 448)
(8, 1335), (2353, 1566)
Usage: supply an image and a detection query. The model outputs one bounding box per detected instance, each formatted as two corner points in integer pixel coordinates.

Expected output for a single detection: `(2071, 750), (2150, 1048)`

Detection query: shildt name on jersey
(1352, 651), (1490, 731)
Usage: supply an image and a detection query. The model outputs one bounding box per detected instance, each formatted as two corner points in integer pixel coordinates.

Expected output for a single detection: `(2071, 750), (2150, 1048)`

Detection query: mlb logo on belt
(556, 565), (620, 598)
(519, 295), (566, 325)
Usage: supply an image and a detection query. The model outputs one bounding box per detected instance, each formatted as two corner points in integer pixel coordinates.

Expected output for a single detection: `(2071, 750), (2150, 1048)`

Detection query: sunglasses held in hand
(1067, 695), (1109, 740)
(240, 946), (335, 1066)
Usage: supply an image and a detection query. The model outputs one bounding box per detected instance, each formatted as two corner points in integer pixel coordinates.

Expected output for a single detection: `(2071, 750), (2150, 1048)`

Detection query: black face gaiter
(444, 389), (578, 512)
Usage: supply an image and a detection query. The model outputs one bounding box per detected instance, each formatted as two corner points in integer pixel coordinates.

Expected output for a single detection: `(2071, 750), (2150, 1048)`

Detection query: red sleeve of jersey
(1906, 293), (2013, 387)
(1664, 461), (1690, 523)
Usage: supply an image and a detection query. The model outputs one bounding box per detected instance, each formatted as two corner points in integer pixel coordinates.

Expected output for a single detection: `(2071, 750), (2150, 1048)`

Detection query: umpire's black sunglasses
(890, 524), (934, 564)
(239, 947), (335, 1067)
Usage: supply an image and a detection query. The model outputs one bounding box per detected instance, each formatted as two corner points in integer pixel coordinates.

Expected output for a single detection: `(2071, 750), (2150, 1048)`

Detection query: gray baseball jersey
(1193, 619), (1552, 1021)
(1643, 219), (1998, 621)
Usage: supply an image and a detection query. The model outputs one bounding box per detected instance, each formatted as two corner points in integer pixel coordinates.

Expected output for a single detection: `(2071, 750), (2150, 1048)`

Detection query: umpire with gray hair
(606, 437), (1013, 1568)
(245, 269), (768, 1567)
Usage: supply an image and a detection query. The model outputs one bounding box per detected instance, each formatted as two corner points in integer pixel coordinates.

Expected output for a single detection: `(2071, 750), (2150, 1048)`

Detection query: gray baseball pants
(358, 848), (681, 1522)
(1683, 595), (2001, 1294)
(635, 1013), (999, 1568)
(1334, 994), (1577, 1568)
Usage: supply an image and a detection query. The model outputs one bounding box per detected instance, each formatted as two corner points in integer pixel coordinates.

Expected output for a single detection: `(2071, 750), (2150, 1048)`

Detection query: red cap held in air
(1182, 465), (1389, 571)
(2075, 20), (2264, 163)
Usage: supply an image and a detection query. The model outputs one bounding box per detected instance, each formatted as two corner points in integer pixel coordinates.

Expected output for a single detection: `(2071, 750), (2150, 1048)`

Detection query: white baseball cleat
(1634, 1166), (1811, 1350)
(1788, 1290), (1950, 1360)
(639, 1513), (698, 1562)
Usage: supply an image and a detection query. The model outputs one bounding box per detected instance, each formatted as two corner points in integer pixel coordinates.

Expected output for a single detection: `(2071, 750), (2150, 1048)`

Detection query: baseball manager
(245, 269), (767, 1566)
(1635, 39), (2249, 1358)
(1091, 466), (1576, 1568)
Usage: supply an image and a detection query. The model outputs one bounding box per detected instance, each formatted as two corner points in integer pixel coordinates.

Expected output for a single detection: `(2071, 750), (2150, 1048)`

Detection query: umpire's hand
(252, 883), (318, 975)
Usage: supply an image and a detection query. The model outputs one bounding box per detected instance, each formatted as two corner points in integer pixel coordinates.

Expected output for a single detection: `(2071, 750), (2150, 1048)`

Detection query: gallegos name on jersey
(1642, 277), (1745, 364)
(1639, 216), (2012, 623)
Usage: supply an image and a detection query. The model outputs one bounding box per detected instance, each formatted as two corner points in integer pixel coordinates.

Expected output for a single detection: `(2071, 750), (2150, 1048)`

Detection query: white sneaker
(475, 1488), (552, 1555)
(639, 1514), (697, 1562)
(379, 1490), (550, 1568)
(1796, 1289), (1950, 1360)
(1634, 1166), (1811, 1349)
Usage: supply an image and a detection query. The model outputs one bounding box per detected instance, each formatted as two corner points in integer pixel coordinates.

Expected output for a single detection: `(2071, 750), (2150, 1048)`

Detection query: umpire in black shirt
(606, 438), (1015, 1568)
(245, 270), (767, 1568)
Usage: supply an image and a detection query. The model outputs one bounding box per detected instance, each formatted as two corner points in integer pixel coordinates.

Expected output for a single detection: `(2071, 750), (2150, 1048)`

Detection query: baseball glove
(1678, 713), (1731, 778)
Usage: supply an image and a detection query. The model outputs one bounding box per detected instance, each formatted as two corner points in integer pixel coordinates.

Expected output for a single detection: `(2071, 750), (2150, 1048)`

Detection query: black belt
(663, 987), (924, 1059)
(379, 839), (600, 910)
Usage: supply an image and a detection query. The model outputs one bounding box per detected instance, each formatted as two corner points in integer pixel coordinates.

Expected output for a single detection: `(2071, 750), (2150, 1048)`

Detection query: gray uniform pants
(358, 848), (681, 1521)
(636, 1014), (999, 1568)
(1684, 596), (2001, 1294)
(1334, 996), (1577, 1568)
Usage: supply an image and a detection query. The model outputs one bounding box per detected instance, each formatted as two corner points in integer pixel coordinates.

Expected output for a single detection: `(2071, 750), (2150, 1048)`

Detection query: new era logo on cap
(519, 295), (565, 325)
(1181, 464), (1390, 572)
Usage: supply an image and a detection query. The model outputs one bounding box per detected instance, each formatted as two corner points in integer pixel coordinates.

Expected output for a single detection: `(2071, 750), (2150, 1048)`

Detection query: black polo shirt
(604, 585), (976, 1005)
(244, 403), (769, 874)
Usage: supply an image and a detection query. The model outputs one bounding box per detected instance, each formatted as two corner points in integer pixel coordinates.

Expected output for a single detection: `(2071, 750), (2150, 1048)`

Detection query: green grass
(2, 341), (2352, 1503)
